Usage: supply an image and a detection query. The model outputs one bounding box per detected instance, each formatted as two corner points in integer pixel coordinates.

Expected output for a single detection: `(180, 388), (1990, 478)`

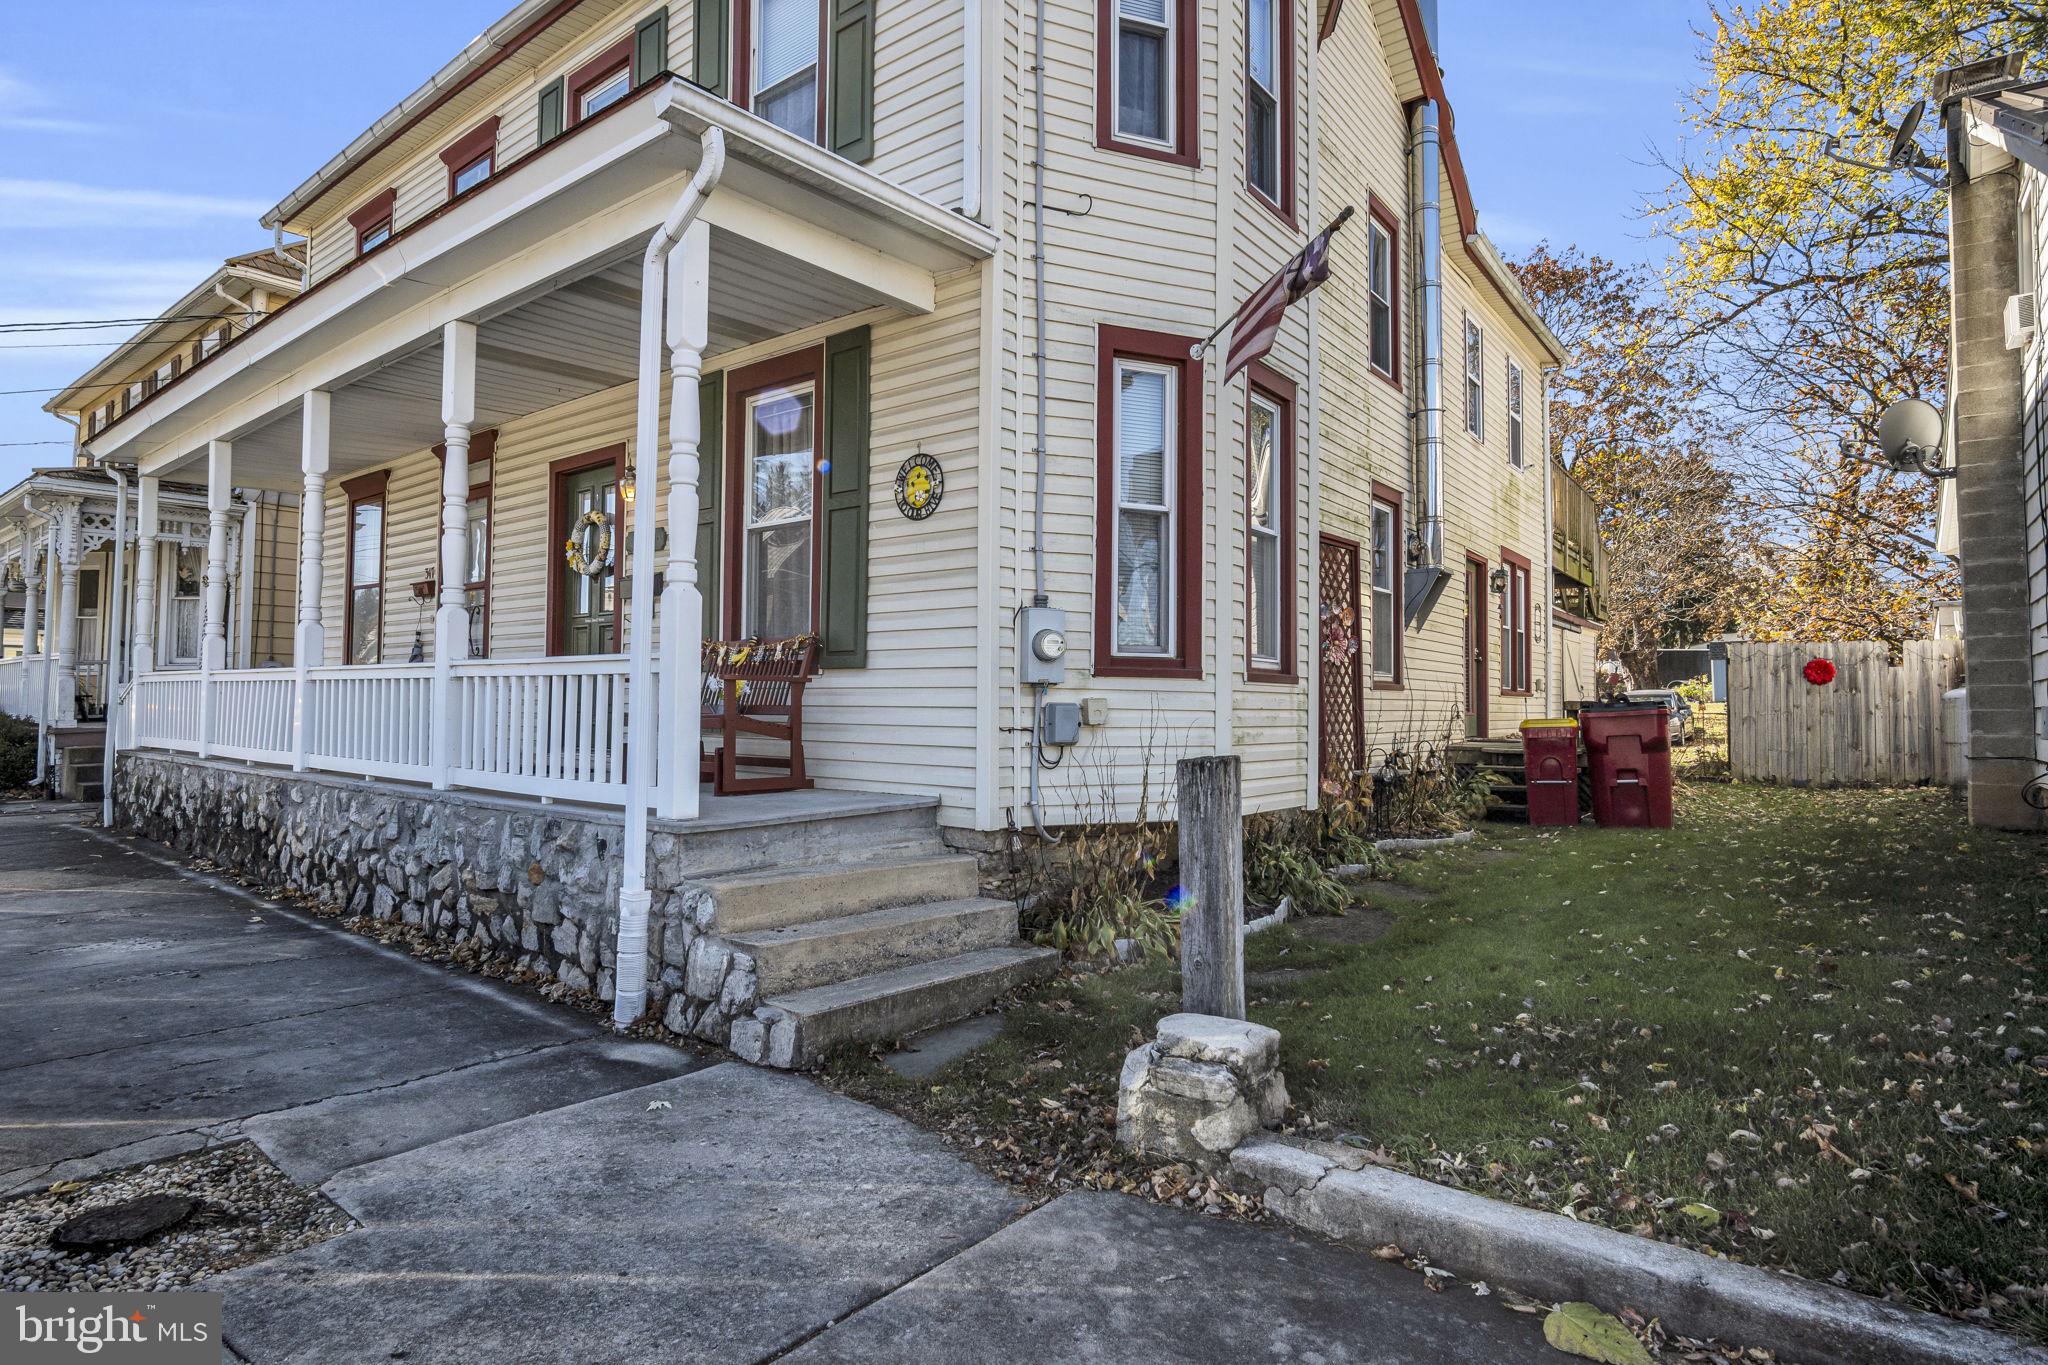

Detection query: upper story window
(1506, 358), (1525, 468)
(581, 66), (632, 118)
(1463, 314), (1485, 440)
(349, 188), (398, 258)
(752, 0), (821, 140)
(442, 117), (501, 200)
(1245, 0), (1292, 216)
(1098, 0), (1197, 166)
(1366, 202), (1398, 381)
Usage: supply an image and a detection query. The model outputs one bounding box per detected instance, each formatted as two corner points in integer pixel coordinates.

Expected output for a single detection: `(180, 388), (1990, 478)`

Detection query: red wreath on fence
(1803, 657), (1837, 686)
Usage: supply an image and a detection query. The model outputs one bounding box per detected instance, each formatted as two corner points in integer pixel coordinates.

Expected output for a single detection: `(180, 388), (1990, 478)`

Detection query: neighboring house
(63, 0), (1564, 1055)
(1933, 58), (2046, 830)
(1549, 458), (1604, 711)
(0, 248), (305, 797)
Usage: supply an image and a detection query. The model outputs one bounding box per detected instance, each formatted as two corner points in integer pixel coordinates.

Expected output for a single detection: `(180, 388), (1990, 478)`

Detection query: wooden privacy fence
(1727, 639), (1962, 786)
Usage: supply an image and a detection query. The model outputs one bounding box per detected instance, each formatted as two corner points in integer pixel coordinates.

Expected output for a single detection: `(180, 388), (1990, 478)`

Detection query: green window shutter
(632, 7), (669, 88)
(818, 327), (870, 668)
(693, 0), (729, 100)
(826, 0), (875, 162)
(696, 370), (724, 635)
(537, 77), (565, 145)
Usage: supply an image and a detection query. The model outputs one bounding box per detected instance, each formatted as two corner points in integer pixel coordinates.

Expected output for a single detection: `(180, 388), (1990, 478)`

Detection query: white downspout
(615, 127), (727, 1030)
(961, 0), (982, 220)
(101, 466), (128, 826)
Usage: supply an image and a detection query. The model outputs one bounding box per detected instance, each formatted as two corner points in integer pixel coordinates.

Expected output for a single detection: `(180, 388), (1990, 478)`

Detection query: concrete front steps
(686, 831), (1055, 1069)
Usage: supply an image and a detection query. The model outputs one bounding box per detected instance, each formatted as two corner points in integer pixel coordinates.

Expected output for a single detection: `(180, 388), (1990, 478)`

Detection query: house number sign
(894, 453), (944, 520)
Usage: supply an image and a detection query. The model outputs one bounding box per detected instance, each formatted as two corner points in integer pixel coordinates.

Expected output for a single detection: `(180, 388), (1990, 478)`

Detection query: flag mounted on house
(1198, 206), (1354, 382)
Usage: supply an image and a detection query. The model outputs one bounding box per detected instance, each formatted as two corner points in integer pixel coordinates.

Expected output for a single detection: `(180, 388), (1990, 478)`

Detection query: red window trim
(1245, 362), (1297, 685)
(544, 443), (628, 656)
(348, 188), (397, 257)
(1095, 0), (1201, 168)
(431, 430), (498, 657)
(1246, 0), (1296, 225)
(1365, 192), (1403, 391)
(1499, 545), (1532, 696)
(566, 36), (635, 127)
(1315, 0), (1344, 44)
(722, 345), (825, 639)
(1465, 550), (1490, 736)
(1369, 479), (1404, 689)
(340, 469), (390, 665)
(439, 116), (501, 199)
(731, 0), (828, 141)
(1094, 324), (1205, 679)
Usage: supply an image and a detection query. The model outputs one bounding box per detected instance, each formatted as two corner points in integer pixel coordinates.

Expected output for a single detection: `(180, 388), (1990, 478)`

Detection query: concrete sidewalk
(3, 803), (1555, 1363)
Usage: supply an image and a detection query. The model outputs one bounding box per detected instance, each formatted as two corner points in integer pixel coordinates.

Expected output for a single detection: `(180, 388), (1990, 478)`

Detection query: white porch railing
(133, 672), (204, 751)
(128, 654), (665, 808)
(210, 669), (296, 762)
(0, 655), (27, 722)
(449, 655), (652, 804)
(305, 664), (434, 782)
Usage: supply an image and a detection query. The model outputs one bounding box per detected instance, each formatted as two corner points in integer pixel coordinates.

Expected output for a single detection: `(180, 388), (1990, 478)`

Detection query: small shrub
(1246, 839), (1349, 917)
(0, 714), (36, 791)
(1023, 821), (1180, 962)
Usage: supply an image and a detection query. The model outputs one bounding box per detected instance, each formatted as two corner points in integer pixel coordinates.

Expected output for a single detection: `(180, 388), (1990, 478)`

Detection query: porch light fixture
(621, 458), (636, 504)
(1488, 566), (1508, 594)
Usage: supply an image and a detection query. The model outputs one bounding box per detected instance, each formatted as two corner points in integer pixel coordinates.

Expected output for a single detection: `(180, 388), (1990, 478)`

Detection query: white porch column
(432, 321), (478, 790)
(35, 530), (58, 780)
(133, 476), (159, 675)
(20, 546), (41, 706)
(52, 504), (81, 727)
(199, 440), (232, 758)
(659, 220), (711, 822)
(293, 393), (331, 772)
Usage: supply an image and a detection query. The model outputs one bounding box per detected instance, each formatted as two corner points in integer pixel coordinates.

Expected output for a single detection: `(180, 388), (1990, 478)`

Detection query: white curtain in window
(1116, 366), (1170, 655)
(758, 0), (820, 90)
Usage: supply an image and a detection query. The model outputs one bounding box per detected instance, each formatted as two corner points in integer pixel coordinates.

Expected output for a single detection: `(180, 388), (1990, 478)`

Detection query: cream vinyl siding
(991, 0), (1230, 828)
(1310, 0), (1556, 750)
(302, 0), (966, 286)
(312, 272), (985, 819)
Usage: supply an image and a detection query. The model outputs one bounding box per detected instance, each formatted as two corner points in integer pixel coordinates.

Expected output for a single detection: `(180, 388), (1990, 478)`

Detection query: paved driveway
(1, 803), (1555, 1363)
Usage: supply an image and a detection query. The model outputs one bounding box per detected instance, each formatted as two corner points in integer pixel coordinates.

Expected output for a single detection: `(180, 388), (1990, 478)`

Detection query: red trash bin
(1518, 719), (1581, 826)
(1580, 704), (1672, 829)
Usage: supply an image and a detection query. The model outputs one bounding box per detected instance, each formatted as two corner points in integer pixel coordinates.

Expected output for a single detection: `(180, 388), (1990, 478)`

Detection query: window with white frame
(452, 151), (493, 195)
(580, 66), (632, 119)
(1113, 359), (1177, 656)
(1113, 0), (1174, 147)
(754, 0), (821, 140)
(1370, 499), (1398, 679)
(1245, 0), (1279, 203)
(1464, 315), (1484, 439)
(465, 460), (491, 657)
(348, 496), (384, 664)
(1247, 392), (1282, 667)
(1367, 216), (1395, 377)
(358, 218), (392, 253)
(743, 383), (816, 638)
(1506, 358), (1525, 468)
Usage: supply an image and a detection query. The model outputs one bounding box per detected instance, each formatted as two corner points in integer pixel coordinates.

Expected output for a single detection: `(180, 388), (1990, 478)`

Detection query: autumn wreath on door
(564, 508), (613, 576)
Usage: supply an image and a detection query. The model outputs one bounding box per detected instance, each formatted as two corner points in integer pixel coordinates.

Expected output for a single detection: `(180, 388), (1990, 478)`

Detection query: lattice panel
(1318, 536), (1364, 784)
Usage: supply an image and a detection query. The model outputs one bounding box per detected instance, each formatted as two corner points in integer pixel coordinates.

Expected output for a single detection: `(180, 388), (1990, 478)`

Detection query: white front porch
(98, 80), (993, 827)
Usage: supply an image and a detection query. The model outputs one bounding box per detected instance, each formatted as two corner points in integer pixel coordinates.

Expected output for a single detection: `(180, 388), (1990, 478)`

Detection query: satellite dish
(1888, 99), (1926, 168)
(1876, 397), (1944, 471)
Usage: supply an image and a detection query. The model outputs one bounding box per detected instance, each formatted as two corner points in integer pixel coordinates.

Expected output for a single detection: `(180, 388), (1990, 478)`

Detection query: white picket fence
(1727, 639), (1963, 786)
(128, 654), (659, 806)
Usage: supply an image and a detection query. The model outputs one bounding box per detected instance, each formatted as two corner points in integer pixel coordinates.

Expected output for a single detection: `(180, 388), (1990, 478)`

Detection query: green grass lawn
(828, 781), (2048, 1342)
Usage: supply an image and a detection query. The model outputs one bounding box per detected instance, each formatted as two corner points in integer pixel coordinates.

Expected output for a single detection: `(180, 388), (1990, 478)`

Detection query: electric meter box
(1018, 604), (1068, 685)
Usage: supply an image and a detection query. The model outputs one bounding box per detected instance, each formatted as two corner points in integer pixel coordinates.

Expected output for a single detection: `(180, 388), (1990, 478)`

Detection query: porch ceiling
(206, 229), (897, 488)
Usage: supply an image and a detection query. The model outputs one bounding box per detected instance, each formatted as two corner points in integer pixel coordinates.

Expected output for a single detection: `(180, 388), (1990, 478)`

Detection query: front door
(1464, 555), (1490, 738)
(1317, 534), (1364, 785)
(557, 462), (619, 655)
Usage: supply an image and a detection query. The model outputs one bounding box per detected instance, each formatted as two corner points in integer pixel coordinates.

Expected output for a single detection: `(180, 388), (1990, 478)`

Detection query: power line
(0, 386), (64, 396)
(0, 314), (240, 333)
(0, 440), (73, 448)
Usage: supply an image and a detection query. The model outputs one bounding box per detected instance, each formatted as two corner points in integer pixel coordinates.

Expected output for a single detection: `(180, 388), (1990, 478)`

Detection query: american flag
(1220, 206), (1354, 383)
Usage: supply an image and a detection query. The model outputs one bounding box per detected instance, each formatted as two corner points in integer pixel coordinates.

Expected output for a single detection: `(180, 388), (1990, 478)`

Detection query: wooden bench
(699, 635), (819, 795)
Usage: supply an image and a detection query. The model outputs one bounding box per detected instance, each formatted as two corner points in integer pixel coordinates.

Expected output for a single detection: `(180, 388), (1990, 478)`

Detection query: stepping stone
(51, 1193), (197, 1251)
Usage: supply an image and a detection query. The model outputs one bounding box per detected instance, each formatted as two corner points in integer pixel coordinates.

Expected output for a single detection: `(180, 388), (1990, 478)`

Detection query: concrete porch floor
(0, 802), (1556, 1363)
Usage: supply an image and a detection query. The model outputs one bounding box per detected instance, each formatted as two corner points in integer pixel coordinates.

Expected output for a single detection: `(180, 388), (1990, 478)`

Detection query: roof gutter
(263, 0), (587, 231)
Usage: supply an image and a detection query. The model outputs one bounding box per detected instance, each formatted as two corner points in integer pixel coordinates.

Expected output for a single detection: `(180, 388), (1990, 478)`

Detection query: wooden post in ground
(1178, 754), (1245, 1019)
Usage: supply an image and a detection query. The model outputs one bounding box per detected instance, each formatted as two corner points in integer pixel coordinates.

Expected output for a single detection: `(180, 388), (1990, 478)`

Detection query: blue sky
(0, 0), (1699, 487)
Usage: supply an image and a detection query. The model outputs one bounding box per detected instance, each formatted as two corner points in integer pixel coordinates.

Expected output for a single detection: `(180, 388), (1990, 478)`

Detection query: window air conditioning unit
(2007, 292), (2039, 350)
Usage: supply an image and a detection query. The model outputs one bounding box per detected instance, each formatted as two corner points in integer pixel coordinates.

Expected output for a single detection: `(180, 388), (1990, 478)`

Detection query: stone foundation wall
(114, 753), (782, 1054)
